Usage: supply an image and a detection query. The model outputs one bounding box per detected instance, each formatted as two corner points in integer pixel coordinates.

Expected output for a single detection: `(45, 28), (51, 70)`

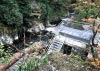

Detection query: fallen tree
(0, 43), (43, 71)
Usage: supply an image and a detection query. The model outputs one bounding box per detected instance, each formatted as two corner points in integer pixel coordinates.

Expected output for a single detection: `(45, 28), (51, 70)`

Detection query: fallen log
(0, 47), (35, 71)
(0, 42), (44, 71)
(0, 52), (23, 71)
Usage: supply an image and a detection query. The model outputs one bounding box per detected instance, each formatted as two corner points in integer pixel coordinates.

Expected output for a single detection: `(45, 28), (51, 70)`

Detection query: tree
(36, 0), (68, 26)
(0, 0), (33, 29)
(0, 0), (23, 27)
(71, 0), (77, 4)
(91, 0), (95, 2)
(16, 0), (32, 27)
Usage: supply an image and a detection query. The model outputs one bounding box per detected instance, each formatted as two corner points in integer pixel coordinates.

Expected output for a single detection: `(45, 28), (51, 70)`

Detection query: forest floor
(36, 52), (100, 71)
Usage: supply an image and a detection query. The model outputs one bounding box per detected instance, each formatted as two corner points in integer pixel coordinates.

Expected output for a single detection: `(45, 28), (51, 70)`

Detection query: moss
(0, 23), (17, 35)
(0, 23), (9, 34)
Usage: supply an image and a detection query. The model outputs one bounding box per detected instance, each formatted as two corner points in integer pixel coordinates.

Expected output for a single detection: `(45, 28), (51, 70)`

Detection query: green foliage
(0, 45), (12, 57)
(17, 56), (49, 71)
(36, 0), (69, 23)
(0, 0), (100, 27)
(77, 10), (87, 21)
(0, 40), (4, 57)
(17, 0), (32, 15)
(75, 1), (100, 21)
(0, 46), (4, 57)
(0, 0), (23, 26)
(0, 0), (32, 28)
(0, 40), (12, 64)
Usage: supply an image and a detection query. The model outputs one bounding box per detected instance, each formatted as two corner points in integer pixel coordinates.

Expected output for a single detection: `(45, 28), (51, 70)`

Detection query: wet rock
(0, 35), (13, 45)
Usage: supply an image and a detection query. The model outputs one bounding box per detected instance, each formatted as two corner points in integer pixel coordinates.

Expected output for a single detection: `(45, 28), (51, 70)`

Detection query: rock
(82, 25), (92, 30)
(1, 35), (13, 45)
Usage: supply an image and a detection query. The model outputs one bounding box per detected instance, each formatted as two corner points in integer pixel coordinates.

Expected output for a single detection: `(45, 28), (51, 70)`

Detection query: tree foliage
(0, 0), (23, 27)
(0, 0), (32, 28)
(36, 0), (69, 24)
(0, 0), (100, 27)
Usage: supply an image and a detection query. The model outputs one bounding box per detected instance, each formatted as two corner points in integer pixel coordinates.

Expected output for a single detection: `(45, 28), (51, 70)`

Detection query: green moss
(0, 23), (18, 34)
(0, 23), (9, 34)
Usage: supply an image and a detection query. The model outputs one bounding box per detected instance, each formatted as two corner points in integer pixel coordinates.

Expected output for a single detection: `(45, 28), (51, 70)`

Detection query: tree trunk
(91, 0), (95, 2)
(71, 0), (77, 4)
